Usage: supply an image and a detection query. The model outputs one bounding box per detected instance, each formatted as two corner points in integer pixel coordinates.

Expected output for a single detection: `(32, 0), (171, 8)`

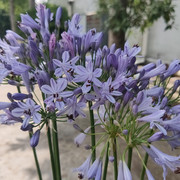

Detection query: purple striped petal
(59, 91), (73, 97)
(75, 65), (88, 75)
(62, 51), (70, 63)
(93, 68), (102, 77)
(41, 85), (53, 94)
(33, 113), (41, 124)
(57, 78), (68, 92)
(12, 108), (24, 117)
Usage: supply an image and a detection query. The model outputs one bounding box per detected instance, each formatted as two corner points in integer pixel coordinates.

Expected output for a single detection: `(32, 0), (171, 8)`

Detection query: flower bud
(115, 102), (121, 112)
(55, 7), (62, 28)
(148, 132), (164, 143)
(30, 130), (40, 147)
(136, 91), (144, 105)
(109, 156), (114, 162)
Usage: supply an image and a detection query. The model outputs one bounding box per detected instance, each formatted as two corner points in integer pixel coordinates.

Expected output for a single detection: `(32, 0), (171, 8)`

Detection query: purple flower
(34, 69), (50, 88)
(55, 7), (62, 28)
(162, 114), (180, 132)
(49, 33), (56, 59)
(171, 105), (180, 114)
(53, 51), (79, 80)
(94, 77), (122, 105)
(74, 126), (91, 146)
(117, 160), (132, 180)
(124, 41), (141, 58)
(162, 59), (180, 80)
(12, 98), (41, 128)
(21, 14), (40, 30)
(148, 132), (164, 142)
(87, 158), (101, 179)
(146, 169), (155, 180)
(41, 78), (73, 110)
(137, 110), (166, 135)
(141, 64), (166, 80)
(30, 129), (40, 147)
(95, 161), (102, 180)
(68, 13), (82, 38)
(144, 145), (180, 180)
(12, 93), (32, 100)
(0, 63), (10, 83)
(28, 39), (40, 66)
(172, 80), (180, 92)
(58, 96), (86, 120)
(0, 102), (12, 110)
(61, 32), (75, 57)
(74, 155), (91, 179)
(74, 60), (102, 93)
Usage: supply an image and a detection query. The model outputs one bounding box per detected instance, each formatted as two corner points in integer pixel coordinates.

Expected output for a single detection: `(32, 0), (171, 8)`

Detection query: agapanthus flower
(68, 13), (82, 38)
(55, 7), (62, 28)
(58, 96), (86, 121)
(162, 59), (180, 80)
(87, 158), (102, 179)
(0, 110), (22, 125)
(53, 51), (79, 81)
(74, 126), (91, 146)
(21, 13), (40, 30)
(144, 145), (180, 180)
(117, 160), (132, 180)
(12, 98), (41, 128)
(30, 129), (40, 147)
(0, 63), (10, 83)
(74, 60), (102, 93)
(146, 169), (155, 180)
(41, 78), (73, 110)
(94, 77), (122, 104)
(74, 155), (92, 179)
(141, 63), (166, 80)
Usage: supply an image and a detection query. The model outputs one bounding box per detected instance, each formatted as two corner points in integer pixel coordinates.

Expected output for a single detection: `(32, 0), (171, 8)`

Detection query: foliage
(0, 9), (11, 37)
(98, 0), (175, 33)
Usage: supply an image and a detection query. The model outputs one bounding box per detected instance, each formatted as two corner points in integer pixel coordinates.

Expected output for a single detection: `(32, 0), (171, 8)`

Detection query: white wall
(145, 0), (180, 63)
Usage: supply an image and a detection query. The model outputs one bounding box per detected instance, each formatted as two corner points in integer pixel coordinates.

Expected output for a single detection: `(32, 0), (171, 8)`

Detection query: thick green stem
(102, 142), (109, 180)
(113, 138), (118, 180)
(46, 122), (57, 180)
(52, 117), (62, 180)
(29, 132), (42, 180)
(140, 152), (149, 180)
(127, 146), (133, 170)
(88, 101), (96, 163)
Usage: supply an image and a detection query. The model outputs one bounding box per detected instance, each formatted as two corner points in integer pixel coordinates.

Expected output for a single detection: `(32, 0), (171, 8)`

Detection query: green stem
(140, 152), (149, 180)
(29, 132), (42, 180)
(46, 122), (57, 180)
(113, 138), (118, 180)
(52, 116), (62, 180)
(88, 101), (96, 163)
(127, 146), (133, 170)
(102, 142), (109, 180)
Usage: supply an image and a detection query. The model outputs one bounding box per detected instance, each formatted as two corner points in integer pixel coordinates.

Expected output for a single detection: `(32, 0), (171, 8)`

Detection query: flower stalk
(88, 101), (96, 163)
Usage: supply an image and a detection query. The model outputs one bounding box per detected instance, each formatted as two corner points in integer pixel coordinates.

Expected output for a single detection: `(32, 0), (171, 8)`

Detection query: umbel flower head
(0, 3), (179, 180)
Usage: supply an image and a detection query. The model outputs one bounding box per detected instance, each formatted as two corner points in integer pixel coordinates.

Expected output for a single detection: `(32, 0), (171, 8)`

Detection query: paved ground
(0, 76), (180, 180)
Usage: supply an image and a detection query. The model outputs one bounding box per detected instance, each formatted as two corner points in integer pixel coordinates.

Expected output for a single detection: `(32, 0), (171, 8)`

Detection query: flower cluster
(0, 4), (180, 180)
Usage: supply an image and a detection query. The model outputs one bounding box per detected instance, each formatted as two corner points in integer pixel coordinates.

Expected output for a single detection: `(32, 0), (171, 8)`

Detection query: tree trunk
(9, 0), (16, 31)
(108, 30), (126, 49)
(29, 0), (35, 9)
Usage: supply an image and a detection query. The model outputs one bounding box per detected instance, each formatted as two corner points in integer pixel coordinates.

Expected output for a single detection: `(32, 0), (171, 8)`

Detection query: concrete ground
(0, 76), (180, 180)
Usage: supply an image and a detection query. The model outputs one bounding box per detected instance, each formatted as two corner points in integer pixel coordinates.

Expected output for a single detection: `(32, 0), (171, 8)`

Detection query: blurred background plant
(98, 0), (175, 48)
(0, 0), (69, 38)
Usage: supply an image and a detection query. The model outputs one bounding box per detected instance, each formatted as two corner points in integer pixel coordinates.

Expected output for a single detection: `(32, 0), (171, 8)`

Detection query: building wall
(145, 1), (180, 63)
(48, 0), (180, 63)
